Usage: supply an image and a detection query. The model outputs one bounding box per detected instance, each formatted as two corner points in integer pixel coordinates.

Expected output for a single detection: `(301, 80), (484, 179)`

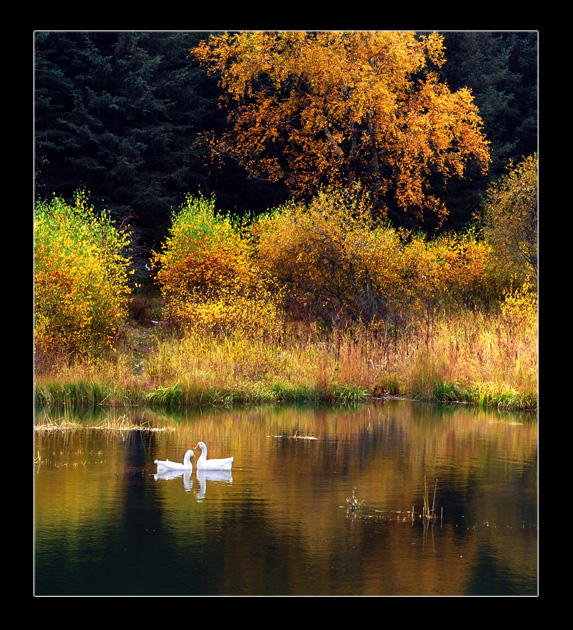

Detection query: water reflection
(196, 470), (233, 499)
(153, 468), (233, 497)
(154, 468), (194, 491)
(34, 401), (537, 596)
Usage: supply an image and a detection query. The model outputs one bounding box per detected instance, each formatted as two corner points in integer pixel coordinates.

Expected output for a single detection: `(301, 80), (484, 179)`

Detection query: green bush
(151, 193), (283, 337)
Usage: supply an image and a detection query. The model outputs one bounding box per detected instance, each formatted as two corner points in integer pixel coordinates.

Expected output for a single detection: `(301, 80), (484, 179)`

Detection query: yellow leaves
(253, 188), (395, 323)
(479, 154), (537, 286)
(166, 284), (283, 340)
(423, 31), (446, 68)
(500, 279), (537, 334)
(153, 193), (253, 303)
(252, 189), (494, 325)
(401, 229), (492, 309)
(35, 192), (132, 358)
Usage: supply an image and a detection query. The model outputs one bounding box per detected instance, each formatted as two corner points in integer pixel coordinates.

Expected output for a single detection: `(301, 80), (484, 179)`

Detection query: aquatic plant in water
(345, 487), (364, 513)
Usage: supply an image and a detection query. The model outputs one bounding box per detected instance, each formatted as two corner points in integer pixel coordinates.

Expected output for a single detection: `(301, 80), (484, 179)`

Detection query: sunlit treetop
(192, 31), (491, 227)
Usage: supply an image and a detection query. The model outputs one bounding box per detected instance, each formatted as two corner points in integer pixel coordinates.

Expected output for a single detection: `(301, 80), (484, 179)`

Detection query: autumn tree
(192, 31), (491, 227)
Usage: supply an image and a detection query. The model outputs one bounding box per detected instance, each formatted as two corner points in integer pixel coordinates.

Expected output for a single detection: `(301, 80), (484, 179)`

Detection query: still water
(34, 400), (537, 596)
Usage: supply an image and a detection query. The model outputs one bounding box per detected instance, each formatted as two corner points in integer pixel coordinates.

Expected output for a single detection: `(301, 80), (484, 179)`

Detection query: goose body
(154, 449), (194, 472)
(194, 441), (234, 470)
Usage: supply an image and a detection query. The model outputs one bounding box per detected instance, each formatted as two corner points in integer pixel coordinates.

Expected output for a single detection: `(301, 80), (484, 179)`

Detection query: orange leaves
(191, 31), (490, 224)
(388, 73), (490, 222)
(152, 193), (252, 301)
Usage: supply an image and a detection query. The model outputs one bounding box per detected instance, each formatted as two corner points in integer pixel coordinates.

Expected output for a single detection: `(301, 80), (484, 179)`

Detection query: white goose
(154, 449), (194, 472)
(194, 441), (234, 470)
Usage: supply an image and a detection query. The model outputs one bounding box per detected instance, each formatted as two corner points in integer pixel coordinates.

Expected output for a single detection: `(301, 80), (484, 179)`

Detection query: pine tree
(438, 32), (538, 228)
(35, 32), (222, 243)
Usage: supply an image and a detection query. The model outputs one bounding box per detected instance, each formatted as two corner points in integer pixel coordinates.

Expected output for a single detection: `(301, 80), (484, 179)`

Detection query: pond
(34, 400), (537, 596)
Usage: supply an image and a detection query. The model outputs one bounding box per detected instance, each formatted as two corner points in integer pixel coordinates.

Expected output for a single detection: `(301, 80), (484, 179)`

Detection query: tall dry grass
(380, 307), (537, 408)
(35, 297), (537, 410)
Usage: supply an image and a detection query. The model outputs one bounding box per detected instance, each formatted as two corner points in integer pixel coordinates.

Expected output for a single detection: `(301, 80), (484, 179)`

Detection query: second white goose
(194, 441), (234, 470)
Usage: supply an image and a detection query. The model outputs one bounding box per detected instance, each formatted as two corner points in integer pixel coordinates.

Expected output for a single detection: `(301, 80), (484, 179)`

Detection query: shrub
(401, 229), (493, 311)
(152, 193), (252, 303)
(479, 153), (538, 287)
(500, 279), (538, 335)
(252, 187), (493, 327)
(35, 191), (133, 358)
(152, 193), (283, 337)
(252, 187), (404, 326)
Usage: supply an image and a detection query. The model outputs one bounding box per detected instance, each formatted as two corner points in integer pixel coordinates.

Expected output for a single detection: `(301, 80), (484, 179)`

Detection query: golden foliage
(164, 287), (283, 340)
(252, 187), (397, 324)
(479, 154), (538, 286)
(402, 229), (493, 309)
(500, 280), (538, 335)
(152, 193), (252, 300)
(252, 188), (493, 325)
(192, 31), (490, 225)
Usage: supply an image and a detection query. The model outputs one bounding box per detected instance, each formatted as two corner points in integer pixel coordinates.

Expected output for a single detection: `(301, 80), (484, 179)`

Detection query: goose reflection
(153, 468), (233, 495)
(195, 469), (233, 499)
(153, 469), (193, 491)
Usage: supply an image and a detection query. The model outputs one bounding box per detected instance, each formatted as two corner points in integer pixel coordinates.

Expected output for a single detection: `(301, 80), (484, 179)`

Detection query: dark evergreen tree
(437, 31), (538, 229)
(35, 32), (225, 245)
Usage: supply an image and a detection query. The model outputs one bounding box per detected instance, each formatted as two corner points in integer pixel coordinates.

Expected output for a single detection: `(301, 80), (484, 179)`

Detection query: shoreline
(34, 375), (537, 412)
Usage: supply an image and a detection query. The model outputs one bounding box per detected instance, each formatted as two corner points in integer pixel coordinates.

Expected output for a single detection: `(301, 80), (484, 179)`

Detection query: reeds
(35, 302), (537, 410)
(422, 476), (438, 523)
(34, 414), (176, 432)
(377, 306), (537, 410)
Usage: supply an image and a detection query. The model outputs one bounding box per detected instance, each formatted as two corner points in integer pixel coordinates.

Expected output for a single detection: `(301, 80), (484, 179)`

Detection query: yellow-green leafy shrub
(152, 194), (252, 301)
(500, 279), (538, 334)
(479, 153), (538, 288)
(152, 193), (282, 337)
(35, 191), (133, 358)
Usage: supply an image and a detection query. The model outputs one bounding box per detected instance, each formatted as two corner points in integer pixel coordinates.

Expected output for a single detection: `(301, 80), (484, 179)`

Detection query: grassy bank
(35, 304), (537, 411)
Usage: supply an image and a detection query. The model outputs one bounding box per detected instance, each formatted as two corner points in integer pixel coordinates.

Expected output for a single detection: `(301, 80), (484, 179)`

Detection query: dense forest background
(34, 31), (537, 251)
